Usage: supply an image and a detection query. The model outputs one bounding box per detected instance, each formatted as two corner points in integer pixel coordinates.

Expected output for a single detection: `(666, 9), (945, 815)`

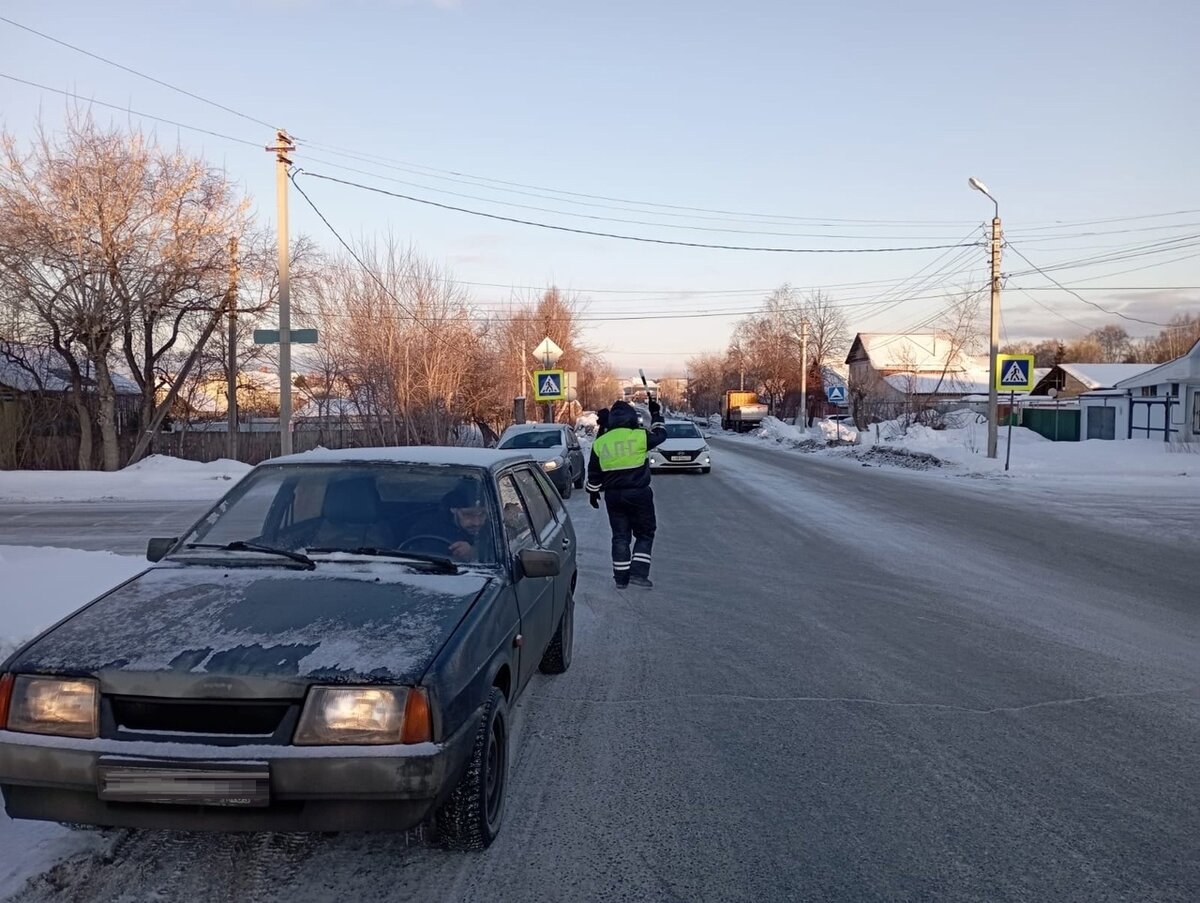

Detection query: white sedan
(647, 420), (711, 474)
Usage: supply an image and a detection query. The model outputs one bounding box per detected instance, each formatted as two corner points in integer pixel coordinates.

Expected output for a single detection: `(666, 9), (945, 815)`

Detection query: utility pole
(225, 236), (239, 460)
(270, 130), (296, 455)
(799, 319), (808, 430)
(969, 177), (1002, 459)
(987, 213), (1002, 458)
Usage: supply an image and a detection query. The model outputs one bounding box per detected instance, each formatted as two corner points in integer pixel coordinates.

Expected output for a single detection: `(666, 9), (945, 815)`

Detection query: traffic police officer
(586, 399), (667, 589)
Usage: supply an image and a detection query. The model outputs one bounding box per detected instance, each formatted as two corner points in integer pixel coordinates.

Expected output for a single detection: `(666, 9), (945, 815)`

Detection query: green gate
(1022, 408), (1080, 442)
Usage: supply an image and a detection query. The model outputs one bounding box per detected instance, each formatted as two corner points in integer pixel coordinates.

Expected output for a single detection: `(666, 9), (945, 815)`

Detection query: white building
(1077, 339), (1200, 442)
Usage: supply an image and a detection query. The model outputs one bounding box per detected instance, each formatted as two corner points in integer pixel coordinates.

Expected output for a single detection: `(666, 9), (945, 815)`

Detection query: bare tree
(0, 115), (254, 468)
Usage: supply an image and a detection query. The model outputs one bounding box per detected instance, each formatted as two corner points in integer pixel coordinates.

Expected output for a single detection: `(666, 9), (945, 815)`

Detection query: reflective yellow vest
(593, 428), (648, 471)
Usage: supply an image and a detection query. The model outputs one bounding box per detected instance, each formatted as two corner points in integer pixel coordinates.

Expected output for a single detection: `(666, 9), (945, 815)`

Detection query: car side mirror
(518, 548), (561, 579)
(147, 537), (178, 562)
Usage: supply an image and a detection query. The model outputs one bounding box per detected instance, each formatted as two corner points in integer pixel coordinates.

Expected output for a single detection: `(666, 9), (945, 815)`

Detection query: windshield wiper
(185, 541), (316, 570)
(308, 547), (459, 574)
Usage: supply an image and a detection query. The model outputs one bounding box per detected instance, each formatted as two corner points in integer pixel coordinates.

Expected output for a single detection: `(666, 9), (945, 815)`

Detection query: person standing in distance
(586, 398), (667, 589)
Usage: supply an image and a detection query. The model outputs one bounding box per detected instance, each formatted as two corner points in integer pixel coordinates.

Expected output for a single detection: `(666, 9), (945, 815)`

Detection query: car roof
(501, 423), (569, 433)
(264, 446), (533, 470)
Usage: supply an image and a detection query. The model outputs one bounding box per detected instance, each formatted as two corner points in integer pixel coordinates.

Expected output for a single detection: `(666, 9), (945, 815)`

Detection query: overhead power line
(294, 170), (981, 254)
(0, 72), (262, 148)
(1006, 243), (1170, 327)
(0, 14), (278, 131)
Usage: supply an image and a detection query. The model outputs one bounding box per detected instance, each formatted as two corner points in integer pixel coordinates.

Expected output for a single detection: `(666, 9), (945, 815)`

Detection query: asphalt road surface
(6, 439), (1199, 902)
(0, 502), (211, 554)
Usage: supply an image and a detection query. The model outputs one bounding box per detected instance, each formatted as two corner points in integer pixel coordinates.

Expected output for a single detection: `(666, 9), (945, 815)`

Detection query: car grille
(663, 449), (701, 461)
(108, 696), (293, 739)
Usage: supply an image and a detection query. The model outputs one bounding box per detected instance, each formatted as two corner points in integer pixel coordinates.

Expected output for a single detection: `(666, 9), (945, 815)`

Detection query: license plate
(97, 759), (270, 808)
(671, 455), (690, 462)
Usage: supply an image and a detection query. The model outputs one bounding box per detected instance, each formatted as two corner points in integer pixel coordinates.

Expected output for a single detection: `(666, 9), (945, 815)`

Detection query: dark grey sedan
(496, 424), (586, 498)
(0, 447), (577, 849)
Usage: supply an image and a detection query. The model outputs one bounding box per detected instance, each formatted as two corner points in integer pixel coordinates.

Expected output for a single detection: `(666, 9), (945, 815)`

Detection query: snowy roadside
(716, 414), (1200, 488)
(0, 455), (251, 503)
(0, 545), (146, 900)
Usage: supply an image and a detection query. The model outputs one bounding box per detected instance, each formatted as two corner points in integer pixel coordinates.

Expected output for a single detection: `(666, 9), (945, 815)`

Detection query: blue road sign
(995, 354), (1035, 392)
(825, 385), (847, 404)
(532, 369), (566, 402)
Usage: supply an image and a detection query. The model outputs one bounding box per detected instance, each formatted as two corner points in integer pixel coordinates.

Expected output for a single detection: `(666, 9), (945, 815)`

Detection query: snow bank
(0, 546), (145, 662)
(751, 416), (857, 449)
(0, 545), (145, 897)
(0, 455), (251, 502)
(850, 411), (1198, 483)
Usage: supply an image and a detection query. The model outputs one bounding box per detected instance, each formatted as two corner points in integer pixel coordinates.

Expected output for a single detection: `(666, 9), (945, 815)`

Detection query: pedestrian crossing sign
(995, 354), (1035, 392)
(533, 369), (566, 402)
(825, 385), (847, 404)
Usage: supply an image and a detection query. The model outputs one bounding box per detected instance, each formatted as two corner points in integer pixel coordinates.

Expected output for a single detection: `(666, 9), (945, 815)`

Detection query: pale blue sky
(2, 0), (1198, 374)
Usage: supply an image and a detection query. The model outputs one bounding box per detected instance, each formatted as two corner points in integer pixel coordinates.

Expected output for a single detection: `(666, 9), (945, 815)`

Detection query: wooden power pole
(226, 236), (239, 460)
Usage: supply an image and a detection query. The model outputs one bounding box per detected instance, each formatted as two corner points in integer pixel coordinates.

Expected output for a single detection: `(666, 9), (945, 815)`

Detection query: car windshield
(499, 430), (563, 450)
(178, 463), (500, 565)
(663, 423), (702, 439)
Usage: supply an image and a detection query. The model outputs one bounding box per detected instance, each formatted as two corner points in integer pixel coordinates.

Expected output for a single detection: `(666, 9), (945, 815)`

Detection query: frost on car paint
(8, 564), (490, 683)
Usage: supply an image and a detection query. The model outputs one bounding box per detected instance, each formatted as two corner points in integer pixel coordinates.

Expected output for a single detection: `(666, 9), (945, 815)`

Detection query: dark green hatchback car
(0, 447), (577, 850)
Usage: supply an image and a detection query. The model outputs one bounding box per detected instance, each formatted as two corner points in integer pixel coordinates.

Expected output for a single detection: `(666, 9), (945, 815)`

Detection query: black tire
(435, 688), (508, 851)
(573, 468), (585, 490)
(539, 591), (574, 674)
(559, 477), (572, 499)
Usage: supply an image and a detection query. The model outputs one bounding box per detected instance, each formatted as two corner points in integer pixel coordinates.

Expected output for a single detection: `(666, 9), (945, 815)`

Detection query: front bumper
(649, 452), (711, 470)
(0, 712), (479, 832)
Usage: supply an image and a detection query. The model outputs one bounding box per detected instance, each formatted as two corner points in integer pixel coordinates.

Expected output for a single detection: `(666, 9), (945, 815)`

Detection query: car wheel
(435, 687), (508, 851)
(539, 591), (574, 674)
(573, 469), (585, 490)
(559, 477), (573, 499)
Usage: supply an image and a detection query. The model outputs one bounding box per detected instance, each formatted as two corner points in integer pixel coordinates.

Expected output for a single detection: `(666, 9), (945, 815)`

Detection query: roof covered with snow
(1114, 339), (1200, 388)
(0, 344), (141, 395)
(882, 372), (991, 395)
(847, 333), (983, 373)
(1058, 363), (1156, 389)
(265, 446), (534, 469)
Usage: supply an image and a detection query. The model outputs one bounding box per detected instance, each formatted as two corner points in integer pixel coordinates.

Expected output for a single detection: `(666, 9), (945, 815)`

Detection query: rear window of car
(499, 430), (564, 450)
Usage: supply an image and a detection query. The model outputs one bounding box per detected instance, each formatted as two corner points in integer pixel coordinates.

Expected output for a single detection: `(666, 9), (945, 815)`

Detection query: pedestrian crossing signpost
(533, 369), (566, 403)
(994, 354), (1035, 472)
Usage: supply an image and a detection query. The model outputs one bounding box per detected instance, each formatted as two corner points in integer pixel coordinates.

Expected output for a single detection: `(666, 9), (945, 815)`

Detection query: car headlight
(542, 459), (560, 471)
(294, 686), (431, 745)
(4, 675), (99, 738)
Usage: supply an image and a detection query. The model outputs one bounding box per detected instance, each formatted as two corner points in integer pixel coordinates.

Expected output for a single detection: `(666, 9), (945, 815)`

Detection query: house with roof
(845, 332), (990, 421)
(1029, 363), (1156, 398)
(1077, 339), (1200, 442)
(1, 343), (143, 467)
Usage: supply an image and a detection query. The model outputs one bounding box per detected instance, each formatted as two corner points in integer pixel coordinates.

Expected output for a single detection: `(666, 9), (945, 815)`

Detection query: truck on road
(720, 390), (768, 433)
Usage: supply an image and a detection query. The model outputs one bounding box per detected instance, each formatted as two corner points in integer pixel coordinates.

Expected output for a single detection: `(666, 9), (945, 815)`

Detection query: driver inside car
(409, 480), (497, 563)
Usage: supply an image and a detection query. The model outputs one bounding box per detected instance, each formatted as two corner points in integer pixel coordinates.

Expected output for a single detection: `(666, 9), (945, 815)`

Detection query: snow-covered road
(4, 441), (1198, 902)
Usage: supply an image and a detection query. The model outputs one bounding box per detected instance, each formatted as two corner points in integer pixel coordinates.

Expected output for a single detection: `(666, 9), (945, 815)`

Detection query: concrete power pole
(969, 177), (1002, 459)
(270, 130), (295, 455)
(986, 213), (1002, 458)
(799, 319), (808, 429)
(226, 236), (239, 460)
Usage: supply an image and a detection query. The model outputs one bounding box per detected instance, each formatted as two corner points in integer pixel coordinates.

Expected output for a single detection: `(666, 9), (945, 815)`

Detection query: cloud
(1002, 289), (1200, 341)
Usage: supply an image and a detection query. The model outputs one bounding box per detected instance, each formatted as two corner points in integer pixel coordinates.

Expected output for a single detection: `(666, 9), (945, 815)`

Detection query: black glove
(648, 398), (661, 416)
(589, 491), (601, 509)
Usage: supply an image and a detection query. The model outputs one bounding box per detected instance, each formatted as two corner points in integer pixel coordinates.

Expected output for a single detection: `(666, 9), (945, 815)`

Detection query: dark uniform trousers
(605, 486), (656, 585)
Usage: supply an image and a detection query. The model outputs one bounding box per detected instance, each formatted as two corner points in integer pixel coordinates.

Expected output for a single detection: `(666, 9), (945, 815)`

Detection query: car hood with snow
(6, 561), (492, 691)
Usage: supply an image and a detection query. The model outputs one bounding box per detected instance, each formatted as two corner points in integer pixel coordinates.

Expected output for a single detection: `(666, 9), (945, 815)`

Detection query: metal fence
(1022, 408), (1080, 442)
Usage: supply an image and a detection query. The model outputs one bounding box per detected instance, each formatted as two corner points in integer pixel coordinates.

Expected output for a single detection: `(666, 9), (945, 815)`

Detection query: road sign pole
(1004, 390), (1015, 471)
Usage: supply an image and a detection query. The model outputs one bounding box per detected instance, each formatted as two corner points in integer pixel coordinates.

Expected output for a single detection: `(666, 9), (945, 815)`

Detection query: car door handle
(561, 537), (572, 550)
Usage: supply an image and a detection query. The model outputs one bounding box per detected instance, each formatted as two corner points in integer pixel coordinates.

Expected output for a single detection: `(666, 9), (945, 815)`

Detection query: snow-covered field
(0, 456), (250, 503)
(0, 546), (145, 900)
(733, 414), (1200, 486)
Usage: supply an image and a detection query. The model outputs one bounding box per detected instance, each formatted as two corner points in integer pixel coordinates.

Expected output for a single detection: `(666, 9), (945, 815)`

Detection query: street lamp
(969, 176), (1002, 459)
